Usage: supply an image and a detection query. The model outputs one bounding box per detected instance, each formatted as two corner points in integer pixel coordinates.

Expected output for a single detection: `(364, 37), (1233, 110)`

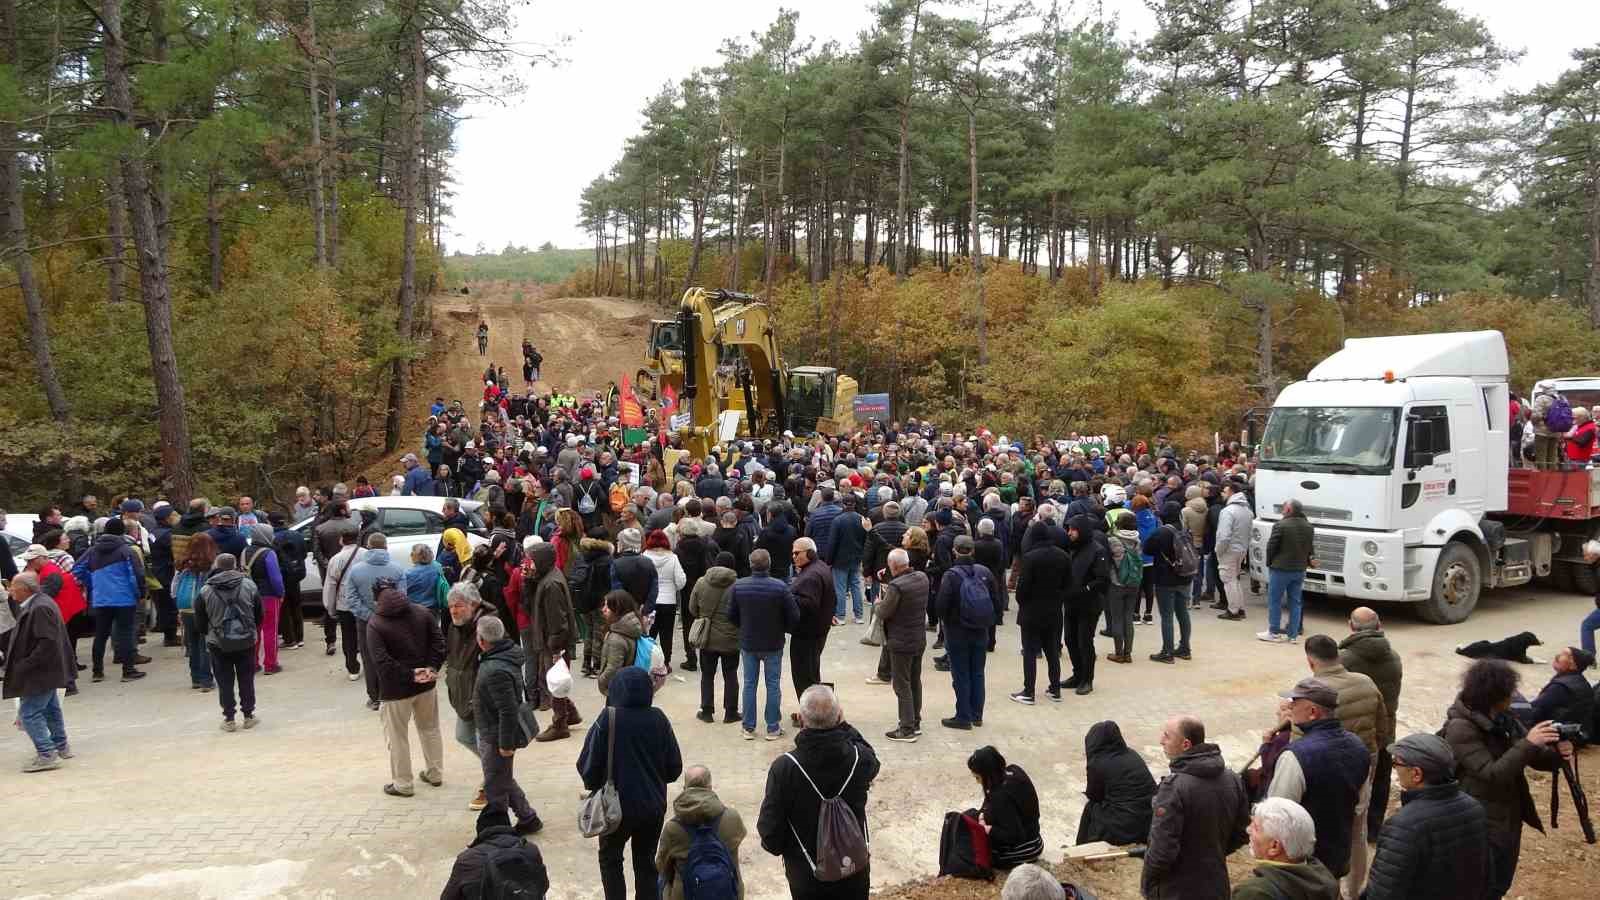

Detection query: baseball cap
(120, 499), (144, 513)
(954, 534), (975, 554)
(1388, 733), (1455, 780)
(20, 544), (49, 562)
(1278, 678), (1338, 710)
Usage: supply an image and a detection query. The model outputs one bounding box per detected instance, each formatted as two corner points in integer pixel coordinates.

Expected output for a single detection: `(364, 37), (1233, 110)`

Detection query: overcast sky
(445, 0), (1598, 253)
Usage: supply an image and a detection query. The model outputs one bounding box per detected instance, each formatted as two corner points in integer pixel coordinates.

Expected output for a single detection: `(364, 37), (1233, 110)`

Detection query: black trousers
(153, 587), (178, 640)
(91, 606), (137, 673)
(650, 605), (677, 667)
(698, 649), (738, 715)
(1064, 602), (1102, 686)
(597, 813), (664, 900)
(784, 855), (870, 900)
(790, 633), (827, 700)
(1139, 567), (1155, 617)
(1368, 744), (1392, 842)
(211, 646), (257, 720)
(1020, 625), (1061, 697)
(279, 582), (305, 645)
(335, 611), (361, 676)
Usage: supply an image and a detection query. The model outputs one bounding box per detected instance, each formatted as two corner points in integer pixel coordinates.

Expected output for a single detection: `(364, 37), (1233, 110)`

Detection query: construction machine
(641, 288), (858, 457)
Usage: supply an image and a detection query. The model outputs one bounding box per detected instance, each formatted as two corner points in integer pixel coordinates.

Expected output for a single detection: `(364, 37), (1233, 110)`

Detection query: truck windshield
(1258, 407), (1399, 473)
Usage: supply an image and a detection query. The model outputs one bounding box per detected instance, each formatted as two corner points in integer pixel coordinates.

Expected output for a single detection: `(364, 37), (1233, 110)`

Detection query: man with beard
(445, 582), (497, 812)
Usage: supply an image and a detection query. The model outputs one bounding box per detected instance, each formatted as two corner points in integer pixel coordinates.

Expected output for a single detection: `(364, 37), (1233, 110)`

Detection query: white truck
(1247, 330), (1597, 624)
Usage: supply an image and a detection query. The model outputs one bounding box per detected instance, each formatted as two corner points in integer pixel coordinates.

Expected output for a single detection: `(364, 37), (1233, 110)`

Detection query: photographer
(1441, 660), (1572, 899)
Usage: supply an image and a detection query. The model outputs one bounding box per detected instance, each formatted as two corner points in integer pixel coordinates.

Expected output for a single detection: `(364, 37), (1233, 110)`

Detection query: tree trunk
(764, 134), (785, 298)
(307, 0), (326, 266)
(106, 161), (127, 304)
(326, 42), (341, 268)
(0, 0), (68, 422)
(102, 0), (197, 502)
(207, 171), (222, 294)
(1588, 156), (1600, 328)
(893, 2), (922, 282)
(968, 108), (986, 367)
(384, 19), (425, 453)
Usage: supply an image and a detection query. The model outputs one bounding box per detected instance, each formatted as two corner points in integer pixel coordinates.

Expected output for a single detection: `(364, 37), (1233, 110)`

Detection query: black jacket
(1266, 511), (1314, 571)
(1141, 743), (1249, 900)
(1141, 524), (1189, 588)
(1065, 515), (1109, 609)
(474, 639), (527, 752)
(726, 573), (799, 653)
(935, 560), (1001, 642)
(439, 825), (548, 900)
(674, 532), (714, 604)
(982, 764), (1043, 868)
(366, 586), (446, 701)
(1077, 720), (1156, 845)
(1526, 671), (1594, 742)
(789, 559), (835, 639)
(862, 519), (908, 578)
(610, 551), (659, 613)
(758, 722), (880, 884)
(1015, 543), (1070, 633)
(755, 518), (798, 581)
(713, 526), (753, 578)
(577, 667), (683, 821)
(1363, 780), (1490, 900)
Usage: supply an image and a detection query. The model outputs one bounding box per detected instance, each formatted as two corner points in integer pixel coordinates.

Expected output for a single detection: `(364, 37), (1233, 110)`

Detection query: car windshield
(1258, 407), (1399, 472)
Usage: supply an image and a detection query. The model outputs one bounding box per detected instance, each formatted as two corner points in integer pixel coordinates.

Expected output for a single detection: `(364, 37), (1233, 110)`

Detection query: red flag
(619, 374), (644, 427)
(658, 383), (679, 446)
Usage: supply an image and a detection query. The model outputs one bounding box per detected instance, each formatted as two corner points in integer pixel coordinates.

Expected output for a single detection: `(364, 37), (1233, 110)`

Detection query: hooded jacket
(757, 722), (880, 886)
(1338, 629), (1402, 741)
(577, 667), (683, 820)
(366, 586), (446, 701)
(598, 611), (644, 695)
(1016, 541), (1069, 633)
(242, 525), (285, 599)
(789, 558), (836, 639)
(1065, 515), (1110, 608)
(656, 786), (748, 900)
(1230, 856), (1339, 900)
(72, 532), (146, 609)
(343, 548), (403, 621)
(982, 764), (1044, 868)
(1141, 742), (1250, 900)
(439, 823), (548, 900)
(446, 607), (497, 720)
(1442, 697), (1561, 890)
(532, 556), (578, 658)
(688, 566), (740, 655)
(1215, 492), (1252, 557)
(877, 568), (930, 654)
(1077, 720), (1156, 845)
(474, 638), (527, 752)
(1363, 779), (1490, 900)
(1180, 496), (1208, 548)
(196, 568), (262, 649)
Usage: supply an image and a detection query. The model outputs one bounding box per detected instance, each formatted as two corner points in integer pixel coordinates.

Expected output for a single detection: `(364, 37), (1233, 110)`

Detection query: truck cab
(1250, 331), (1533, 623)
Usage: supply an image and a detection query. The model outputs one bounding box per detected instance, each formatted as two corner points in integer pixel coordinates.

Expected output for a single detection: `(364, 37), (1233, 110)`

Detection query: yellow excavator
(639, 288), (858, 458)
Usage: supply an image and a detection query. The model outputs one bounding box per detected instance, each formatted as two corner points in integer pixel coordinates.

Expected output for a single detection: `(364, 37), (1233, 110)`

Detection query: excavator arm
(674, 288), (788, 457)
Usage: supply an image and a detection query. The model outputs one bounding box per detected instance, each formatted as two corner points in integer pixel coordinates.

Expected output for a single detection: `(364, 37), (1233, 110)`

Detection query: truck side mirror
(1406, 419), (1433, 469)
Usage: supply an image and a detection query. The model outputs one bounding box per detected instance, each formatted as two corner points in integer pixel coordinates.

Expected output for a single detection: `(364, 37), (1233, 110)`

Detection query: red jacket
(1567, 420), (1598, 463)
(37, 559), (86, 623)
(503, 560), (531, 631)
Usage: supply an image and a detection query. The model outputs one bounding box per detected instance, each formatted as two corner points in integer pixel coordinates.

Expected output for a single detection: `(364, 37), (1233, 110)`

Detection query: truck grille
(1313, 533), (1347, 571)
(1273, 503), (1352, 521)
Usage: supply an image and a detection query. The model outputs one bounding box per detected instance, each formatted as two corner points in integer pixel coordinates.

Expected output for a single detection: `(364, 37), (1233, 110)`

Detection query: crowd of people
(4, 350), (1598, 900)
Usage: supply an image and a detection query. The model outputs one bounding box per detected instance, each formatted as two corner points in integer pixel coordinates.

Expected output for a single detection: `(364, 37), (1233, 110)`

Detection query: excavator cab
(647, 320), (685, 359)
(787, 366), (838, 434)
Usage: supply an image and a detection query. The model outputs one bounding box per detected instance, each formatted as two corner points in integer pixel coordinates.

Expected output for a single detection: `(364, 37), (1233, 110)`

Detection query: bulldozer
(639, 288), (858, 458)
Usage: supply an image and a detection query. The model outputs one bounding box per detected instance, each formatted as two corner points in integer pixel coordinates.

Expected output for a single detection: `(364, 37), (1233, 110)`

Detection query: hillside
(444, 246), (592, 284)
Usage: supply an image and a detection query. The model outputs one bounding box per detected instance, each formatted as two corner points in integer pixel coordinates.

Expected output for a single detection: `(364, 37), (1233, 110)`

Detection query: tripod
(1549, 750), (1596, 844)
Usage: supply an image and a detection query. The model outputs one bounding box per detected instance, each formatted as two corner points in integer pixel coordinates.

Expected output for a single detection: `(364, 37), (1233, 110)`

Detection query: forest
(0, 0), (535, 506)
(567, 0), (1600, 442)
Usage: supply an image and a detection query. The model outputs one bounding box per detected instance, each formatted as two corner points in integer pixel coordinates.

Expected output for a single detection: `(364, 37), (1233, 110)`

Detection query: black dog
(1456, 631), (1542, 664)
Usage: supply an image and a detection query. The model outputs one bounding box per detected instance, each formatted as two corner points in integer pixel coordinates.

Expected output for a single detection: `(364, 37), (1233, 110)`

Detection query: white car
(290, 496), (491, 602)
(4, 514), (39, 573)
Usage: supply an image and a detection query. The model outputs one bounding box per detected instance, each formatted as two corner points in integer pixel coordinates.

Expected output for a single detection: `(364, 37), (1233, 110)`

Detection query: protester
(3, 572), (73, 772)
(1337, 608), (1403, 841)
(937, 535), (1000, 727)
(1442, 660), (1571, 899)
(438, 807), (549, 900)
(242, 524), (286, 675)
(1523, 645), (1595, 741)
(1142, 715), (1250, 900)
(1062, 516), (1107, 695)
(967, 746), (1043, 868)
(473, 615), (543, 832)
(643, 529), (687, 670)
(827, 495), (868, 623)
(1260, 499), (1314, 644)
(1103, 509), (1142, 662)
(271, 511), (308, 650)
(787, 536), (834, 712)
(1213, 479), (1252, 621)
(596, 590), (645, 697)
(610, 528), (658, 613)
(367, 578), (446, 797)
(877, 547), (929, 742)
(1075, 720), (1156, 845)
(1232, 797), (1339, 900)
(445, 581), (495, 812)
(757, 684), (879, 900)
(1301, 634), (1387, 896)
(577, 666), (684, 900)
(1362, 733), (1490, 900)
(655, 765), (748, 900)
(525, 542), (582, 741)
(344, 532), (404, 710)
(1140, 512), (1192, 664)
(195, 554), (261, 731)
(72, 516), (147, 683)
(1013, 520), (1069, 704)
(727, 548), (799, 740)
(1266, 678), (1369, 882)
(322, 530), (362, 679)
(172, 533), (218, 691)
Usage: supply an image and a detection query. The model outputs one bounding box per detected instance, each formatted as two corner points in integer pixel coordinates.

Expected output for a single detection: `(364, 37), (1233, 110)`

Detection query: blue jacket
(1288, 717), (1371, 877)
(826, 511), (867, 568)
(577, 667), (683, 821)
(405, 561), (444, 608)
(207, 524), (247, 558)
(343, 549), (404, 621)
(72, 534), (146, 609)
(1134, 508), (1159, 565)
(806, 502), (843, 559)
(403, 465), (434, 496)
(727, 573), (798, 654)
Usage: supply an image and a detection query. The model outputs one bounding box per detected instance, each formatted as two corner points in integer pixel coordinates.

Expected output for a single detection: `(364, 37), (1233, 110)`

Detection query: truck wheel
(1419, 542), (1481, 625)
(1572, 560), (1599, 596)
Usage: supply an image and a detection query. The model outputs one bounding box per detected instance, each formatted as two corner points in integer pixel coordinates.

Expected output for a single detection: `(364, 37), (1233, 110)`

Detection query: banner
(658, 383), (679, 446)
(853, 393), (891, 419)
(619, 373), (644, 427)
(1055, 435), (1110, 456)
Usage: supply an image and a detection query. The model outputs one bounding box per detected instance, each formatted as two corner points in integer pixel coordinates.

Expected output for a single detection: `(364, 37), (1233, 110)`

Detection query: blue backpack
(679, 813), (738, 900)
(632, 634), (658, 670)
(954, 565), (994, 630)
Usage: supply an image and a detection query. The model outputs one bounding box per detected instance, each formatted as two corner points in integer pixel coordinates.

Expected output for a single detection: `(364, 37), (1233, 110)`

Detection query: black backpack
(937, 810), (993, 881)
(476, 827), (549, 899)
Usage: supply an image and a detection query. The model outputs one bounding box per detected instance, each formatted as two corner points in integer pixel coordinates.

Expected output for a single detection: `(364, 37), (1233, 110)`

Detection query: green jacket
(1266, 513), (1314, 571)
(1338, 630), (1402, 737)
(688, 567), (740, 655)
(1231, 858), (1339, 900)
(654, 786), (746, 900)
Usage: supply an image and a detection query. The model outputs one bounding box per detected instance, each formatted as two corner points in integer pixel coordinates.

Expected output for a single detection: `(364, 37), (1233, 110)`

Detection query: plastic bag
(546, 654), (573, 699)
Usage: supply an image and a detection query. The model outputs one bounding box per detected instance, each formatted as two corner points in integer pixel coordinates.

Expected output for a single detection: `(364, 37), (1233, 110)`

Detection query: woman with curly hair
(1443, 659), (1573, 899)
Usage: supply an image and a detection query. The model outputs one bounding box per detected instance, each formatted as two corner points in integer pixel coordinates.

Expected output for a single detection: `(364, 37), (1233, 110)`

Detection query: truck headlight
(1361, 562), (1378, 577)
(1362, 540), (1380, 557)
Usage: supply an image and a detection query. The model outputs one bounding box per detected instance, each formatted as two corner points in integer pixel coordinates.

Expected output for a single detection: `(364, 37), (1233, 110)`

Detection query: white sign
(670, 413), (692, 432)
(718, 410), (743, 442)
(618, 461), (641, 487)
(1055, 435), (1110, 456)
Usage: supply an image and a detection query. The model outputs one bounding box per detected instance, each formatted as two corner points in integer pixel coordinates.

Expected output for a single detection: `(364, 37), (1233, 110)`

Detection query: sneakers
(742, 729), (756, 741)
(1009, 692), (1035, 706)
(932, 636), (946, 650)
(884, 727), (919, 743)
(832, 617), (844, 627)
(221, 720), (239, 732)
(940, 717), (972, 731)
(1256, 632), (1287, 644)
(243, 715), (260, 729)
(696, 710), (715, 723)
(865, 675), (889, 685)
(1046, 690), (1063, 703)
(1287, 635), (1299, 644)
(325, 644), (337, 656)
(419, 769), (443, 787)
(764, 729), (785, 742)
(121, 669), (147, 682)
(348, 672), (361, 682)
(383, 784), (414, 798)
(366, 700), (381, 711)
(1149, 652), (1176, 664)
(263, 665), (282, 675)
(468, 789), (488, 811)
(55, 743), (74, 759)
(853, 616), (864, 625)
(22, 753), (62, 773)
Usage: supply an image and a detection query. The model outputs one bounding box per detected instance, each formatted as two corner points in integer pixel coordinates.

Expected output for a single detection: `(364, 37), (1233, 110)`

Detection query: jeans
(257, 596), (282, 670)
(1020, 626), (1061, 697)
(1217, 551), (1247, 614)
(1191, 554), (1209, 601)
(1266, 567), (1306, 638)
(946, 637), (986, 723)
(890, 651), (923, 731)
(790, 634), (826, 701)
(1581, 606), (1600, 655)
(181, 611), (214, 688)
(699, 650), (738, 715)
(479, 737), (536, 823)
(454, 715), (478, 753)
(598, 813), (665, 900)
(90, 605), (137, 673)
(1155, 585), (1192, 655)
(1104, 585), (1137, 656)
(210, 646), (257, 720)
(741, 649), (783, 733)
(833, 566), (864, 619)
(1064, 602), (1101, 685)
(18, 691), (67, 756)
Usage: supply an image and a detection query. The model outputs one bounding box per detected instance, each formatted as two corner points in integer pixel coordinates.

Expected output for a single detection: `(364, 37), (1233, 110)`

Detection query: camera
(1554, 722), (1586, 742)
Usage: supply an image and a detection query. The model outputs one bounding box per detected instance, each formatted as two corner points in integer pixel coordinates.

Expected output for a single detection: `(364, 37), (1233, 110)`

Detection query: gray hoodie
(342, 548), (403, 621)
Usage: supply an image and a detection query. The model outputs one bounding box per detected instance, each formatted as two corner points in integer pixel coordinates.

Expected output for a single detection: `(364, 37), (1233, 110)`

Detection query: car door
(378, 507), (438, 574)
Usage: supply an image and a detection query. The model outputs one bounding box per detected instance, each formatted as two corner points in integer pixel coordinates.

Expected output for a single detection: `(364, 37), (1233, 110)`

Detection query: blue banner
(853, 393), (891, 419)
